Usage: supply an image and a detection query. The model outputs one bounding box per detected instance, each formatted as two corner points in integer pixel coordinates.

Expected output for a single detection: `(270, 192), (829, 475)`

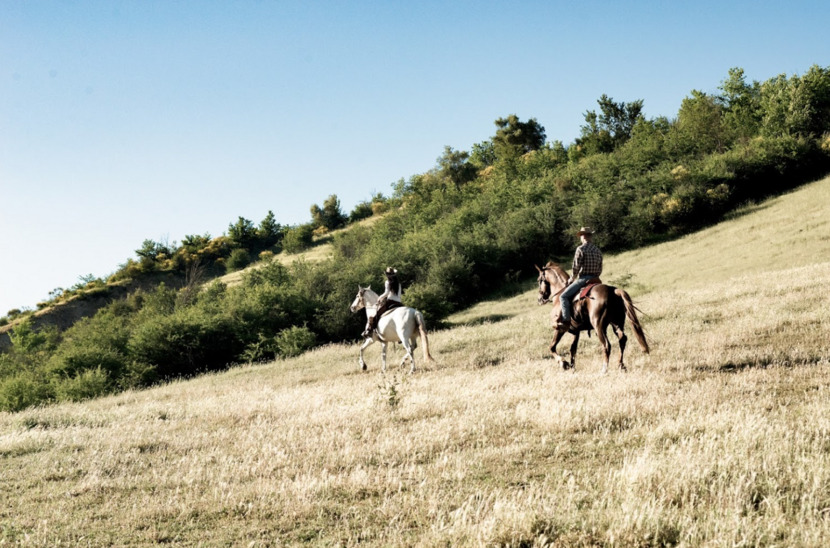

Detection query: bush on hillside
(128, 307), (241, 379)
(282, 224), (314, 253)
(226, 248), (251, 272)
(0, 372), (54, 412)
(274, 325), (317, 358)
(53, 367), (111, 403)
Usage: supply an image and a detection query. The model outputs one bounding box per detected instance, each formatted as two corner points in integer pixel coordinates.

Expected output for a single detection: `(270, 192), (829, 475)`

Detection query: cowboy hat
(576, 227), (595, 236)
(385, 267), (398, 275)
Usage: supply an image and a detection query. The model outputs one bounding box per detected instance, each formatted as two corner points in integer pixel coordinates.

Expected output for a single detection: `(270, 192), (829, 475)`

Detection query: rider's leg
(558, 281), (582, 324)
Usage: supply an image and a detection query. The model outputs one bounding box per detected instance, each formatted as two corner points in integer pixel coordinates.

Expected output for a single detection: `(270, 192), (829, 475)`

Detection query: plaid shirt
(572, 241), (603, 278)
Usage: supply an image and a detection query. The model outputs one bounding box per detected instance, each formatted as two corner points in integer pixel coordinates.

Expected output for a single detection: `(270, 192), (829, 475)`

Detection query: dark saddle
(378, 299), (404, 316)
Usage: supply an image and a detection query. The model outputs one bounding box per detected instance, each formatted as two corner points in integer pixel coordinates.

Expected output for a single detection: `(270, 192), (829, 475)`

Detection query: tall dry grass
(1, 177), (829, 546)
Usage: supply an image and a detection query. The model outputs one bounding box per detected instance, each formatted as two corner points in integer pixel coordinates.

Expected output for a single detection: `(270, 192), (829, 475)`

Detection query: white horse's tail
(415, 311), (435, 363)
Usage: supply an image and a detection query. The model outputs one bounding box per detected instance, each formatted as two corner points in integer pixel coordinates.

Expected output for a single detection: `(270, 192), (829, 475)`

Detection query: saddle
(578, 277), (602, 300)
(378, 299), (404, 316)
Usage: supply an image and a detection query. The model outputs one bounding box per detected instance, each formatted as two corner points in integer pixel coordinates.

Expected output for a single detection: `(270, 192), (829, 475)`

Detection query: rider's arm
(570, 247), (584, 282)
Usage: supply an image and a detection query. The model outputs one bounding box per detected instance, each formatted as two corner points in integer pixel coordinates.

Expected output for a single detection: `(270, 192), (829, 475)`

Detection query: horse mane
(543, 262), (570, 288)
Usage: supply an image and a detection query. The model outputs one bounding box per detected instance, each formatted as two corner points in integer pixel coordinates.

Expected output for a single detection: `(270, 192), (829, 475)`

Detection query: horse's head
(536, 265), (552, 305)
(350, 285), (367, 313)
(535, 262), (569, 305)
(349, 285), (377, 313)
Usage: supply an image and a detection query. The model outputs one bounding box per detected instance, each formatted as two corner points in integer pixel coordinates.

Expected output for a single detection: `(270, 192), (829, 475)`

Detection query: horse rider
(557, 227), (603, 331)
(362, 267), (403, 337)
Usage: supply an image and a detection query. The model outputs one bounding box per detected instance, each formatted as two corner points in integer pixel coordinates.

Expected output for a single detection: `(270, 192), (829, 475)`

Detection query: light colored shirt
(379, 279), (402, 303)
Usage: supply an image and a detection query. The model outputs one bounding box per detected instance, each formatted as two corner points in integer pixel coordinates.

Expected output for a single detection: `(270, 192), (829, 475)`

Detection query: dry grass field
(2, 177), (829, 546)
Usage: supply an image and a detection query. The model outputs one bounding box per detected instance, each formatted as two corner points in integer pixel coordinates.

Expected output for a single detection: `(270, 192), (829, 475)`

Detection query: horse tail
(415, 311), (435, 362)
(616, 288), (650, 354)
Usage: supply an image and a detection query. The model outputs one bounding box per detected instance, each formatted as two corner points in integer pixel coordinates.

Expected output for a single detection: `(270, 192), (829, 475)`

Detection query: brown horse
(536, 261), (649, 373)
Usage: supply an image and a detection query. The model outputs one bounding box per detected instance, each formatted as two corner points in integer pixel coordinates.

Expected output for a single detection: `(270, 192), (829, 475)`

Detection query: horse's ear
(535, 264), (542, 273)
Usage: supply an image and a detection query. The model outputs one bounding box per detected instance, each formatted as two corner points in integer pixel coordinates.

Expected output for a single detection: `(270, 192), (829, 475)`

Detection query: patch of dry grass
(2, 177), (830, 546)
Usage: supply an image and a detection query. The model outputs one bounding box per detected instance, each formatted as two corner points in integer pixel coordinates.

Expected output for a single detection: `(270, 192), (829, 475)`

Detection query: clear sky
(2, 1), (829, 316)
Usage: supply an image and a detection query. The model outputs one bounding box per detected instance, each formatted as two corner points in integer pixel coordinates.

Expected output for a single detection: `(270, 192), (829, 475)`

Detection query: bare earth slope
(1, 176), (829, 546)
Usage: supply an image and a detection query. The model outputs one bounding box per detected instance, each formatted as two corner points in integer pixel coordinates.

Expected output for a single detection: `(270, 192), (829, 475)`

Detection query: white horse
(349, 286), (434, 373)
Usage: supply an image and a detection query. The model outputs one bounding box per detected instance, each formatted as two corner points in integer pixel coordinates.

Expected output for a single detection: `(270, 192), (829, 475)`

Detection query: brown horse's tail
(415, 311), (435, 362)
(616, 289), (649, 354)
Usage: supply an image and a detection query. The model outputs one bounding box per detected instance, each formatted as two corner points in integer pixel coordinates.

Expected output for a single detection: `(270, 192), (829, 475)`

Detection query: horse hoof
(562, 361), (571, 371)
(361, 364), (367, 371)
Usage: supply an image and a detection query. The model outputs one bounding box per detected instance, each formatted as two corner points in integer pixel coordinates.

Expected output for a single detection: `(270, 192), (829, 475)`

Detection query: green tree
(469, 140), (497, 169)
(492, 115), (546, 158)
(310, 195), (347, 230)
(761, 65), (830, 138)
(719, 67), (762, 142)
(436, 146), (478, 187)
(258, 210), (282, 247)
(576, 94), (644, 154)
(227, 217), (257, 249)
(670, 90), (727, 155)
(135, 239), (171, 261)
(181, 233), (211, 254)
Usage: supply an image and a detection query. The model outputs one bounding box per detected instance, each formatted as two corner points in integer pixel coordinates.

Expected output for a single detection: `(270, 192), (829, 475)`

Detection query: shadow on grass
(449, 314), (513, 328)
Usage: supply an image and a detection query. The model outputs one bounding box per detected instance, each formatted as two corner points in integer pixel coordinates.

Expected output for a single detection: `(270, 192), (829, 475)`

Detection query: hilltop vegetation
(2, 65), (830, 411)
(1, 174), (828, 545)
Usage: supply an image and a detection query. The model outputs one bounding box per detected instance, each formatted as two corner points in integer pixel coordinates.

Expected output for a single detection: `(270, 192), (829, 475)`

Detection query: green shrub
(226, 248), (251, 272)
(128, 307), (241, 378)
(282, 224), (314, 253)
(240, 333), (279, 363)
(0, 372), (53, 412)
(47, 346), (129, 381)
(53, 367), (110, 403)
(275, 325), (317, 358)
(401, 282), (453, 324)
(349, 200), (374, 223)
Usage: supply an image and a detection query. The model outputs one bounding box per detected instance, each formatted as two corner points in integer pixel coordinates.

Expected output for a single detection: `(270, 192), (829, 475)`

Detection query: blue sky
(2, 1), (829, 315)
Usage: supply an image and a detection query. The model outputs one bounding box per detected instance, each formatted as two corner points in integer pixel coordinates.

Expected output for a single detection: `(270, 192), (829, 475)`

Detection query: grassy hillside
(1, 176), (829, 546)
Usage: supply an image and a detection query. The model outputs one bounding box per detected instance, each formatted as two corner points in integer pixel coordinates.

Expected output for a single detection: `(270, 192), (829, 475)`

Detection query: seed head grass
(1, 177), (829, 546)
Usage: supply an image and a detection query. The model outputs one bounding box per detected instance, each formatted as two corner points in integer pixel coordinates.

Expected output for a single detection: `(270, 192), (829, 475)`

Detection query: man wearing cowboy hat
(557, 227), (603, 330)
(362, 267), (403, 338)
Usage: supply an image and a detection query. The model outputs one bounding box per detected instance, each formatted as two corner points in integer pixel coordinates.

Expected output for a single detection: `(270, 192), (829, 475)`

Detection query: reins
(539, 274), (567, 305)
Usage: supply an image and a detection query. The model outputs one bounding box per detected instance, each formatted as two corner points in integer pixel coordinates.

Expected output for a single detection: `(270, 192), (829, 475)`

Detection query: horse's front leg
(569, 331), (581, 371)
(550, 326), (570, 370)
(358, 337), (374, 371)
(381, 342), (388, 372)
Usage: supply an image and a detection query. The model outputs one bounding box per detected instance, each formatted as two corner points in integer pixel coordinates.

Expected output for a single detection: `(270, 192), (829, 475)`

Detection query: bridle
(537, 269), (566, 305)
(351, 287), (377, 313)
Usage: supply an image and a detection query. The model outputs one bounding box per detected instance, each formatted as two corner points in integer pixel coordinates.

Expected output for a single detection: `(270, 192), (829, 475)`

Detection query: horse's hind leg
(613, 324), (628, 371)
(596, 326), (612, 375)
(401, 343), (415, 374)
